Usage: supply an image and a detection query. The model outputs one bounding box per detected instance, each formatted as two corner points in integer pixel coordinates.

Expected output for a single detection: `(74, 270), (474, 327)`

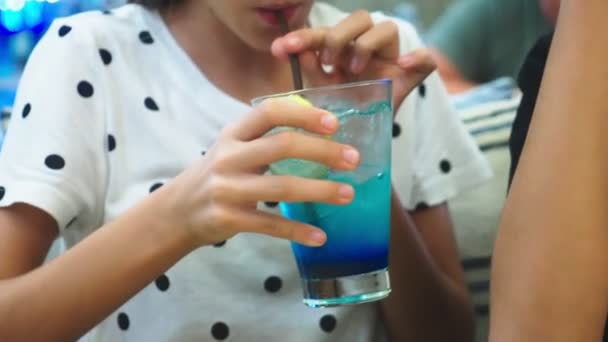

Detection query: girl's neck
(161, 3), (295, 103)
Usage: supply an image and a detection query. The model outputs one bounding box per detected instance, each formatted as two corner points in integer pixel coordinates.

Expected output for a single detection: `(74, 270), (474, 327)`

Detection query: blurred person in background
(428, 0), (559, 94)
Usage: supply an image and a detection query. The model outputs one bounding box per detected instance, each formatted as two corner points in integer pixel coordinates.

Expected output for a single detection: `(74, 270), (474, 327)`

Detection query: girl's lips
(256, 5), (300, 26)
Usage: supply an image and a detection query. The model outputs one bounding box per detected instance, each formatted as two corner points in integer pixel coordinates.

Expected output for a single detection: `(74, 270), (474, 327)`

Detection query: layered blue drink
(284, 168), (391, 280)
(253, 80), (393, 307)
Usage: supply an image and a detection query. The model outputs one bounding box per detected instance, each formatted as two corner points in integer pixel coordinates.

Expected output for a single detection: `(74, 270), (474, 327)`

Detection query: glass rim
(251, 78), (392, 104)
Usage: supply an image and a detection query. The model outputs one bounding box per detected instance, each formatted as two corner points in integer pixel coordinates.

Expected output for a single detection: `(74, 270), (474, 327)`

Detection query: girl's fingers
(212, 207), (327, 247)
(321, 10), (374, 65)
(299, 50), (344, 87)
(208, 174), (354, 206)
(270, 27), (328, 60)
(228, 98), (337, 141)
(272, 10), (375, 67)
(232, 130), (360, 171)
(350, 21), (400, 74)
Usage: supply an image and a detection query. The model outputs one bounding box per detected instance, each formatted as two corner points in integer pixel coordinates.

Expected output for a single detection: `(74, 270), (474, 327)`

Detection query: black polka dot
(108, 134), (116, 152)
(415, 202), (429, 211)
(264, 276), (282, 293)
(211, 322), (229, 340)
(265, 201), (279, 209)
(66, 217), (77, 228)
(213, 240), (227, 248)
(392, 122), (401, 138)
(320, 314), (337, 333)
(117, 312), (130, 331)
(439, 159), (452, 173)
(419, 83), (427, 98)
(149, 182), (163, 193)
(102, 9), (112, 15)
(155, 274), (170, 292)
(0, 186), (5, 201)
(77, 81), (94, 98)
(45, 154), (65, 170)
(58, 25), (72, 37)
(22, 103), (31, 119)
(99, 49), (112, 65)
(201, 151), (206, 156)
(139, 31), (154, 44)
(144, 97), (159, 111)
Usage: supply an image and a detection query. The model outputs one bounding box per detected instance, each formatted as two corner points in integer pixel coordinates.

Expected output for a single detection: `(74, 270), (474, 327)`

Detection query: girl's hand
(271, 10), (436, 108)
(157, 98), (360, 248)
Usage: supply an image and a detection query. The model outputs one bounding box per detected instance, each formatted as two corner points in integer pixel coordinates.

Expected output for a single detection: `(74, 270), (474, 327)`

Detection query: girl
(0, 1), (490, 341)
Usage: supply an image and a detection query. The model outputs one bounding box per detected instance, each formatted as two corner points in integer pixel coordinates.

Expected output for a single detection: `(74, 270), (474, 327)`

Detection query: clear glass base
(301, 269), (391, 308)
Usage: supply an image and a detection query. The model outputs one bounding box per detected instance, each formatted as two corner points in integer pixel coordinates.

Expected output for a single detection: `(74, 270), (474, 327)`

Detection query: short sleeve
(407, 73), (493, 209)
(385, 16), (493, 209)
(426, 0), (492, 82)
(0, 18), (108, 230)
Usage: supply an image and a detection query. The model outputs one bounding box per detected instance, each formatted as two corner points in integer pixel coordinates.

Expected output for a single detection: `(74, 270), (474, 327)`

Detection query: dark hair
(129, 0), (182, 9)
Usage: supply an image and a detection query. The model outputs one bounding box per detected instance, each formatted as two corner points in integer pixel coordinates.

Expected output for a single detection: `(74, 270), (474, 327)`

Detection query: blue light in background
(0, 0), (63, 108)
(0, 0), (27, 11)
(0, 0), (121, 35)
(0, 0), (48, 33)
(1, 7), (24, 32)
(23, 1), (44, 28)
(0, 0), (111, 109)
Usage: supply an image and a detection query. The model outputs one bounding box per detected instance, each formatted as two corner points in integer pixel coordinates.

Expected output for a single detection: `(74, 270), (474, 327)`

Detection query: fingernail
(338, 184), (354, 199)
(321, 49), (332, 65)
(320, 114), (338, 130)
(309, 230), (326, 246)
(343, 148), (359, 164)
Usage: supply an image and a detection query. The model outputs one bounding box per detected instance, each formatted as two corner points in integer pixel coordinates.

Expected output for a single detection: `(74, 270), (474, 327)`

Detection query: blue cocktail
(253, 80), (393, 307)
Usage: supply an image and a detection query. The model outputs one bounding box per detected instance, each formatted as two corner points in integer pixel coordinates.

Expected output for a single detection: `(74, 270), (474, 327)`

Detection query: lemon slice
(268, 95), (331, 179)
(286, 94), (314, 107)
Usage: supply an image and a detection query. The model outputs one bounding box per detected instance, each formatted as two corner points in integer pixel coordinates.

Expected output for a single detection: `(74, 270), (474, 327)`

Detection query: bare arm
(381, 190), (475, 342)
(490, 1), (608, 340)
(0, 196), (195, 341)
